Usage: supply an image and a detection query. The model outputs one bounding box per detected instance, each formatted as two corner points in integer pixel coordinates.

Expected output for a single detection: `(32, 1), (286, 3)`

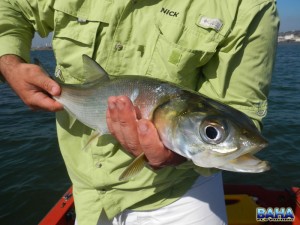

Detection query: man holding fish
(0, 1), (279, 225)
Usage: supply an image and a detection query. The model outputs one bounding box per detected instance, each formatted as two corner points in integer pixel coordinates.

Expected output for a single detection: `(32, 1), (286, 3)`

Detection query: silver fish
(53, 55), (269, 180)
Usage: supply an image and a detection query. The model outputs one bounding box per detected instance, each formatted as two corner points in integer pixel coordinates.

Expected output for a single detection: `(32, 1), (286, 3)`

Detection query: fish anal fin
(119, 153), (147, 181)
(82, 131), (101, 151)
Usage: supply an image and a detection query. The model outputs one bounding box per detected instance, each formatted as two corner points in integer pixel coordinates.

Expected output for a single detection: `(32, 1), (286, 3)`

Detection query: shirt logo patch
(161, 7), (179, 17)
(197, 16), (223, 31)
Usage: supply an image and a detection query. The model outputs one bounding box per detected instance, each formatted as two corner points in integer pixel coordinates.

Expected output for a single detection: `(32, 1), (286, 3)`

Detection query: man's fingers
(137, 119), (169, 166)
(24, 72), (63, 111)
(107, 96), (142, 156)
(31, 68), (61, 96)
(0, 55), (63, 112)
(107, 96), (124, 142)
(116, 97), (142, 155)
(106, 96), (186, 167)
(29, 91), (63, 112)
(40, 78), (61, 96)
(137, 119), (187, 168)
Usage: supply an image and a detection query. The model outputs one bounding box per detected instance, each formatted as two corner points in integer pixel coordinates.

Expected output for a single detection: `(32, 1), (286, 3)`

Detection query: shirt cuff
(0, 35), (32, 83)
(0, 35), (31, 63)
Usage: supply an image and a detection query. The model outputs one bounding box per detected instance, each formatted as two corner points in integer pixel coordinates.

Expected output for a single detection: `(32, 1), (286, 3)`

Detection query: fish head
(154, 94), (269, 173)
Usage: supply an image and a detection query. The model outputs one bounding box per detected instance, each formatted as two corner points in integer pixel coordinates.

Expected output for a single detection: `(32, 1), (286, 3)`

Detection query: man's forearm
(0, 54), (25, 81)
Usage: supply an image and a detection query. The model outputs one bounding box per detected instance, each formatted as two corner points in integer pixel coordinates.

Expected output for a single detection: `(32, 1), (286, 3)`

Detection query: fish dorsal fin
(82, 54), (110, 83)
(119, 153), (147, 181)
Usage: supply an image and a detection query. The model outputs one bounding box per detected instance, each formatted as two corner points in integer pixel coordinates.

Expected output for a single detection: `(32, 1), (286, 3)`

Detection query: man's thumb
(37, 74), (61, 96)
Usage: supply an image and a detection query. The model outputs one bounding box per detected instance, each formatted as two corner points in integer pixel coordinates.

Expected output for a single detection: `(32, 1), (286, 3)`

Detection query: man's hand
(0, 55), (63, 112)
(106, 95), (186, 168)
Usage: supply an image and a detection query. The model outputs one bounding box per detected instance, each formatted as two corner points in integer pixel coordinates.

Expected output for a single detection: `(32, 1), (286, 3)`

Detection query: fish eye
(200, 119), (227, 144)
(205, 126), (219, 140)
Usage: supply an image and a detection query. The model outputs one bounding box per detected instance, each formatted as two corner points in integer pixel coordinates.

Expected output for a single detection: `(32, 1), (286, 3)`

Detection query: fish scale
(57, 76), (180, 135)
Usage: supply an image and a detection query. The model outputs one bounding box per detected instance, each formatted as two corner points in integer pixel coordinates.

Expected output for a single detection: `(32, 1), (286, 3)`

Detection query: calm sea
(0, 44), (299, 224)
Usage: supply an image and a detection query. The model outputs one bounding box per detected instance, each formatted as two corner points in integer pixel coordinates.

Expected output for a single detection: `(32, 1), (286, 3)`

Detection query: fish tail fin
(119, 153), (147, 181)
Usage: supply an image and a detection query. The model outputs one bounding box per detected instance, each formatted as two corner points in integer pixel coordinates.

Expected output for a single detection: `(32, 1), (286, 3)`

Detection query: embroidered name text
(161, 8), (179, 17)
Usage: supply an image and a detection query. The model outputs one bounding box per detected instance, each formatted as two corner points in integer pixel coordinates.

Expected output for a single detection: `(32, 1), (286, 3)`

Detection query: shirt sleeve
(198, 0), (279, 129)
(0, 0), (54, 63)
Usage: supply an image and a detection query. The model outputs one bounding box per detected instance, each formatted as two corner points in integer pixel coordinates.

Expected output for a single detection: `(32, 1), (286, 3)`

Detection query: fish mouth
(217, 138), (269, 173)
(217, 153), (270, 173)
(251, 138), (268, 154)
(190, 140), (269, 170)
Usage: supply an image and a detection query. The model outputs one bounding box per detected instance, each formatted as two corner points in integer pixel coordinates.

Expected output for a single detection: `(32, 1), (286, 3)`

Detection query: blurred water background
(0, 43), (299, 224)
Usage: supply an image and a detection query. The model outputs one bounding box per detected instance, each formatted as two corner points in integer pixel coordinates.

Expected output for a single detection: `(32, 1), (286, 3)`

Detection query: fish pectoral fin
(68, 115), (77, 130)
(81, 131), (101, 151)
(217, 154), (270, 173)
(119, 153), (147, 181)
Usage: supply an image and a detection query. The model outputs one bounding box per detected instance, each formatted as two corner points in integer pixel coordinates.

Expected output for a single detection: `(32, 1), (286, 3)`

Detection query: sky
(276, 0), (300, 32)
(32, 1), (300, 46)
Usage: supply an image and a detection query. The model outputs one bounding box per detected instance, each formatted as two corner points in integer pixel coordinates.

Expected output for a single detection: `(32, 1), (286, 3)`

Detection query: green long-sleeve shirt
(0, 0), (279, 224)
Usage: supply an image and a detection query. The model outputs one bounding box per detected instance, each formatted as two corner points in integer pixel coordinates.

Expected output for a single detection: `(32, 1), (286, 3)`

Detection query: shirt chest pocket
(146, 18), (224, 89)
(52, 10), (101, 83)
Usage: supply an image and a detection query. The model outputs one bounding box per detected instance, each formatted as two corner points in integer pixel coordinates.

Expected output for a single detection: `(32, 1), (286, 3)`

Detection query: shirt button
(95, 162), (102, 168)
(100, 189), (107, 194)
(115, 43), (123, 51)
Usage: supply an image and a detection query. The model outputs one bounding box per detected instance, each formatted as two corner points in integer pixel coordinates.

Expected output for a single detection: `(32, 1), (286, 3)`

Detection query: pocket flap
(53, 0), (112, 23)
(54, 11), (99, 45)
